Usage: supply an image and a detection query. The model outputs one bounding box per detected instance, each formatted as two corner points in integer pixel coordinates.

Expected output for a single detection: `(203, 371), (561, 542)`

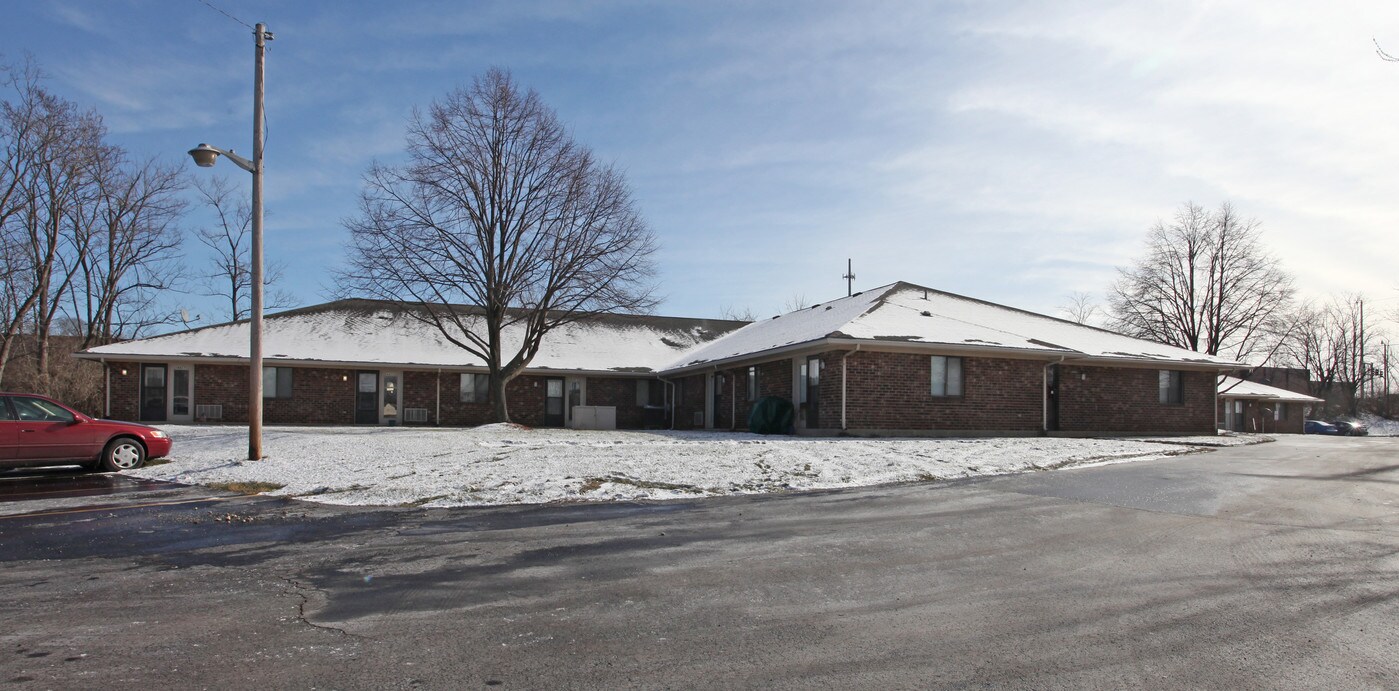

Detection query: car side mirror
(72, 414), (90, 424)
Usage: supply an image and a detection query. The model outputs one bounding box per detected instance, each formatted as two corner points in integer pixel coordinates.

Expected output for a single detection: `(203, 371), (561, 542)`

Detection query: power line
(196, 0), (253, 30)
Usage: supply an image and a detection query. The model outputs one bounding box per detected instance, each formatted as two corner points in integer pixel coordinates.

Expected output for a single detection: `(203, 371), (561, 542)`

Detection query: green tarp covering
(747, 396), (795, 435)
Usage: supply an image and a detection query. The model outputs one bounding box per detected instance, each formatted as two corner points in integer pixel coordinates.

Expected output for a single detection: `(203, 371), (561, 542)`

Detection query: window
(1158, 370), (1184, 405)
(747, 366), (757, 401)
(1274, 402), (1287, 421)
(10, 396), (75, 422)
(931, 356), (963, 397)
(460, 373), (489, 403)
(0, 398), (13, 420)
(262, 367), (293, 399)
(636, 379), (665, 407)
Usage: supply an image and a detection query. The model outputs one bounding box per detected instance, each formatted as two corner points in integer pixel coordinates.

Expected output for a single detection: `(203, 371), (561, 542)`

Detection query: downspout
(1213, 375), (1219, 433)
(435, 369), (441, 427)
(730, 374), (736, 432)
(841, 345), (861, 431)
(1043, 356), (1065, 434)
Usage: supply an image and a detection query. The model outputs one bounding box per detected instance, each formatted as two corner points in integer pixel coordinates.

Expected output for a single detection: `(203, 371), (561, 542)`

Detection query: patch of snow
(1358, 414), (1399, 436)
(133, 425), (1229, 508)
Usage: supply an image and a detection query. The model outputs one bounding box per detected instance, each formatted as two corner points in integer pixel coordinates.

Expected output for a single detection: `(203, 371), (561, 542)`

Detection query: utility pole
(842, 258), (855, 297)
(1384, 341), (1391, 418)
(1358, 298), (1365, 415)
(248, 22), (267, 461)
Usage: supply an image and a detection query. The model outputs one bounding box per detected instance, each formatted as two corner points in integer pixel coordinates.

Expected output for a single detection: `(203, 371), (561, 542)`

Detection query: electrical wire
(196, 0), (253, 30)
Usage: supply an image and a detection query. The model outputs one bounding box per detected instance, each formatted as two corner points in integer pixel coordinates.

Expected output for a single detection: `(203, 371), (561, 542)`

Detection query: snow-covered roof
(79, 300), (746, 374)
(1217, 376), (1322, 402)
(662, 282), (1244, 372)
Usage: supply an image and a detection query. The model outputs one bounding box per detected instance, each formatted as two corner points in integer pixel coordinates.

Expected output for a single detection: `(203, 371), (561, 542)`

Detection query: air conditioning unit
(195, 404), (223, 421)
(403, 408), (431, 423)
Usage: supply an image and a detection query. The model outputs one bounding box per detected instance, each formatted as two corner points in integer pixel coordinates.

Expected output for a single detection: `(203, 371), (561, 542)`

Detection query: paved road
(1, 437), (1395, 689)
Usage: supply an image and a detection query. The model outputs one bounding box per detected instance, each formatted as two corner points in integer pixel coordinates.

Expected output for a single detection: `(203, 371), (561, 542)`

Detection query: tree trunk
(489, 370), (510, 423)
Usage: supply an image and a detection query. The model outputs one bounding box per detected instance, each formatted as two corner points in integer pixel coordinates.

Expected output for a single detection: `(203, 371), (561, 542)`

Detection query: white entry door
(169, 365), (194, 422)
(380, 371), (402, 425)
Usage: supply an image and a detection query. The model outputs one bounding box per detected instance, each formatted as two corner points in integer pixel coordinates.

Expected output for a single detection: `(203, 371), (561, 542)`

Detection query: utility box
(571, 406), (617, 430)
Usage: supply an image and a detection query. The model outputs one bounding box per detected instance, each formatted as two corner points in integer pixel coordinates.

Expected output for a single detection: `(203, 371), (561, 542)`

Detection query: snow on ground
(1358, 414), (1399, 436)
(132, 425), (1248, 508)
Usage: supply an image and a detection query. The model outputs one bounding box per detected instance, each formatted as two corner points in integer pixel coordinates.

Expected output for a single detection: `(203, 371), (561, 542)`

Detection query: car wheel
(100, 438), (146, 472)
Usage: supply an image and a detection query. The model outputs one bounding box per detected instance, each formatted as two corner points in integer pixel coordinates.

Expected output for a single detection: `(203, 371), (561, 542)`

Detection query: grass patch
(580, 475), (697, 493)
(208, 481), (284, 495)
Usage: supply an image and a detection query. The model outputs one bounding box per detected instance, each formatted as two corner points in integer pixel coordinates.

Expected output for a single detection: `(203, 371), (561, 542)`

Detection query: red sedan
(0, 393), (172, 472)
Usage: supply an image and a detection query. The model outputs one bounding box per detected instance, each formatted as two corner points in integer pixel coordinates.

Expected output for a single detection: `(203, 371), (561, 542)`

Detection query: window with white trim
(931, 356), (963, 397)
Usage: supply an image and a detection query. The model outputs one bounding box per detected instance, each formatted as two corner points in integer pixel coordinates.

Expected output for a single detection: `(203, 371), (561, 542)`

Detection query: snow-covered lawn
(1358, 414), (1399, 436)
(132, 425), (1264, 508)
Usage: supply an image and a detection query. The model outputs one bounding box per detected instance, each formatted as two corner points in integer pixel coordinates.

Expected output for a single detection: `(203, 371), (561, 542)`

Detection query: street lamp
(188, 22), (272, 461)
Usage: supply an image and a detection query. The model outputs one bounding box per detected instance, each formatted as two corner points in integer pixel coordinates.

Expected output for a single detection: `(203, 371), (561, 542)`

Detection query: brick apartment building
(78, 282), (1245, 436)
(1217, 374), (1322, 434)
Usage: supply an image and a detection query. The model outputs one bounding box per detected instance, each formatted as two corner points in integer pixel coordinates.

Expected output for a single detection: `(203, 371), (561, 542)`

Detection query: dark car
(0, 393), (172, 471)
(1304, 419), (1342, 435)
(1331, 419), (1370, 436)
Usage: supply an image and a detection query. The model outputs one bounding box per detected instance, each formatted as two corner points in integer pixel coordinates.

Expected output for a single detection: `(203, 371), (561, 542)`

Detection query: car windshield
(11, 397), (75, 422)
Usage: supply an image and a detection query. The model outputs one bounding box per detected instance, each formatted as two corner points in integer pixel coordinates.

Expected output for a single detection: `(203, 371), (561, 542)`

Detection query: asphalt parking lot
(1, 436), (1396, 689)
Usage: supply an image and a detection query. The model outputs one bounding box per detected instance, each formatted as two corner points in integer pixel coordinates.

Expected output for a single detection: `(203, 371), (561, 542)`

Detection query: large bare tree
(1107, 201), (1294, 361)
(193, 175), (295, 322)
(338, 68), (659, 422)
(1, 59), (187, 401)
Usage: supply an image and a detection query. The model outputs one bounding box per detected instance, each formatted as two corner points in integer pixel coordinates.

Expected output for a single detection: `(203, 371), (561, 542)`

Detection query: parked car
(1304, 419), (1342, 435)
(0, 393), (171, 471)
(1331, 419), (1370, 436)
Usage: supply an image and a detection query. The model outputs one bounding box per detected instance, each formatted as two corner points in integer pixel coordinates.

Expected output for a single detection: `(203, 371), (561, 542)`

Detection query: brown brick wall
(1056, 365), (1215, 434)
(709, 359), (794, 430)
(673, 374), (708, 429)
(834, 351), (1043, 432)
(107, 362), (139, 420)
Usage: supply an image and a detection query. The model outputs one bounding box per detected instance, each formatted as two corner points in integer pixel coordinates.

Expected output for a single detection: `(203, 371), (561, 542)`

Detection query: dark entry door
(805, 356), (821, 428)
(544, 377), (565, 427)
(1045, 364), (1060, 432)
(355, 371), (379, 424)
(140, 364), (167, 422)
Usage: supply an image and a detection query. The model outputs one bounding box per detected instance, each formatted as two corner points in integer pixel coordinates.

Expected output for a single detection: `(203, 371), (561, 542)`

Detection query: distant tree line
(1, 59), (296, 410)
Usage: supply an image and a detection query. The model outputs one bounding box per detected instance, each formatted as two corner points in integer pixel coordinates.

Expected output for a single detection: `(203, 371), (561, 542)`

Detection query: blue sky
(5, 0), (1399, 325)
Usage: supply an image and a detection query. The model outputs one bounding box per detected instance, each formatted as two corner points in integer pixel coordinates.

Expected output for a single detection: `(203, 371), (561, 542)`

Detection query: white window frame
(931, 356), (963, 397)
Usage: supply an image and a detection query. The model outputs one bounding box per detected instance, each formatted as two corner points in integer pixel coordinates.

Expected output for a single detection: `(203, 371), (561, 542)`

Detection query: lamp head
(188, 143), (221, 168)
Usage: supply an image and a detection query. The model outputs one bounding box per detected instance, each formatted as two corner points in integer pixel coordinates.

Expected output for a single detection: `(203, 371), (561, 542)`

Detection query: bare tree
(1, 59), (188, 391)
(69, 153), (187, 346)
(1282, 296), (1384, 416)
(338, 68), (659, 422)
(719, 304), (757, 321)
(1057, 291), (1102, 326)
(193, 176), (294, 322)
(1107, 201), (1294, 361)
(782, 293), (811, 312)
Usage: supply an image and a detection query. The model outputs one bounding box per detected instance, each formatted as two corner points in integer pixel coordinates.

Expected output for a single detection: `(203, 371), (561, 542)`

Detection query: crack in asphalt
(278, 575), (364, 639)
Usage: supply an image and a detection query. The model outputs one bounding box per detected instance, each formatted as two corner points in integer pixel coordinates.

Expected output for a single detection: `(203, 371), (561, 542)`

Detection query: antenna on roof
(842, 258), (855, 297)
